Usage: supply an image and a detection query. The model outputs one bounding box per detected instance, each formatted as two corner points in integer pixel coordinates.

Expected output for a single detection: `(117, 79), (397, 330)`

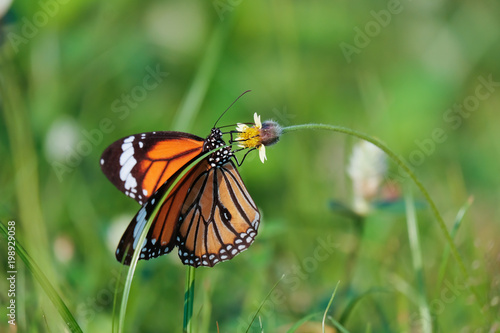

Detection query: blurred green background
(1, 0), (500, 332)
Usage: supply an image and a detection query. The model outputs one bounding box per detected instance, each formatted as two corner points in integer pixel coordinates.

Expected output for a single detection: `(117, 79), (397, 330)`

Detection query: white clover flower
(347, 141), (387, 215)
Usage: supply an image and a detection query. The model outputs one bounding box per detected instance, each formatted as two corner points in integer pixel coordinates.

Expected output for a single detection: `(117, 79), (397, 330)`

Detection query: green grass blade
(245, 274), (284, 333)
(322, 281), (340, 333)
(287, 312), (350, 333)
(436, 196), (473, 292)
(338, 287), (389, 325)
(0, 221), (83, 333)
(327, 317), (351, 333)
(405, 189), (431, 333)
(112, 263), (127, 333)
(286, 312), (321, 333)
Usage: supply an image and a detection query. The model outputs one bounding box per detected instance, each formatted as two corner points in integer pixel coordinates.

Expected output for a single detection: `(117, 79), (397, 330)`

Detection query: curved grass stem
(282, 124), (471, 293)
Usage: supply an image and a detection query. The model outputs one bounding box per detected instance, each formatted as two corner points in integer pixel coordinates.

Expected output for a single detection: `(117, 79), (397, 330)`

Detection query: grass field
(1, 0), (500, 332)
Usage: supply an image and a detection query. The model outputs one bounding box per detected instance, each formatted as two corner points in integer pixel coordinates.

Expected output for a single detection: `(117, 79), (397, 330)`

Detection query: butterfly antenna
(213, 90), (252, 128)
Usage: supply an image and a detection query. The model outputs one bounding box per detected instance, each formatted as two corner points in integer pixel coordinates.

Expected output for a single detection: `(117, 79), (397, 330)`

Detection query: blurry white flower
(347, 141), (387, 215)
(53, 234), (75, 263)
(0, 0), (12, 19)
(44, 117), (80, 162)
(144, 2), (206, 54)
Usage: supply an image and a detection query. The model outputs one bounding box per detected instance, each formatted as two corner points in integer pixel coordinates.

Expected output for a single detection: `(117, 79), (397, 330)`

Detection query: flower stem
(183, 266), (196, 333)
(282, 124), (471, 289)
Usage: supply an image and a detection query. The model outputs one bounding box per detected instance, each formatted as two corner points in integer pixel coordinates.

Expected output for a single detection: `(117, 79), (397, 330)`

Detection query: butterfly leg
(231, 147), (256, 166)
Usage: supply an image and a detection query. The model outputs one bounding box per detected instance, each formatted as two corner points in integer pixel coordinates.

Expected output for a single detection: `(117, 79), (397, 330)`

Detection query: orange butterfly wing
(177, 160), (260, 267)
(115, 160), (198, 264)
(104, 128), (260, 267)
(100, 132), (204, 205)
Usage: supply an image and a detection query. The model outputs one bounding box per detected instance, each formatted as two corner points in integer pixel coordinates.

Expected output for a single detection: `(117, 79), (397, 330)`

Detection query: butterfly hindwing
(115, 184), (172, 265)
(116, 160), (199, 265)
(100, 131), (204, 205)
(176, 160), (260, 267)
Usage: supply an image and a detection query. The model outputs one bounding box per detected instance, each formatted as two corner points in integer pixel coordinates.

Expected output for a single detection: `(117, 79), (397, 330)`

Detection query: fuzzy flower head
(234, 113), (282, 163)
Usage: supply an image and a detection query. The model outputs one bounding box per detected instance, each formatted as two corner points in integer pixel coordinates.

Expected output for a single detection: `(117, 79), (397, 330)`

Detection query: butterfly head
(204, 128), (233, 167)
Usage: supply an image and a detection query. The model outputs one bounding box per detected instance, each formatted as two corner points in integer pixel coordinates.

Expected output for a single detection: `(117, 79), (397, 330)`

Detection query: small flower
(234, 113), (282, 163)
(44, 117), (80, 162)
(53, 234), (75, 263)
(347, 141), (387, 215)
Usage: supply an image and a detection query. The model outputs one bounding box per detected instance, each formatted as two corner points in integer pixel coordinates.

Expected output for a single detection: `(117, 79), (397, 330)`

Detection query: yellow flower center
(236, 127), (262, 149)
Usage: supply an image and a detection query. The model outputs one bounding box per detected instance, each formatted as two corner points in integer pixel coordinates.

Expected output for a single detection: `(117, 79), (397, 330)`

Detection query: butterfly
(100, 125), (260, 267)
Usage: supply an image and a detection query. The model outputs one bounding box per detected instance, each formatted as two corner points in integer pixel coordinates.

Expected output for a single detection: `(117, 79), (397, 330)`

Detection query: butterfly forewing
(100, 131), (204, 205)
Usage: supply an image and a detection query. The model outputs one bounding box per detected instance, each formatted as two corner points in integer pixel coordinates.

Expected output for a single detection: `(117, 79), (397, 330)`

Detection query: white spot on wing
(121, 142), (132, 151)
(120, 157), (136, 181)
(124, 173), (137, 190)
(120, 136), (137, 191)
(132, 207), (148, 249)
(119, 146), (134, 166)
